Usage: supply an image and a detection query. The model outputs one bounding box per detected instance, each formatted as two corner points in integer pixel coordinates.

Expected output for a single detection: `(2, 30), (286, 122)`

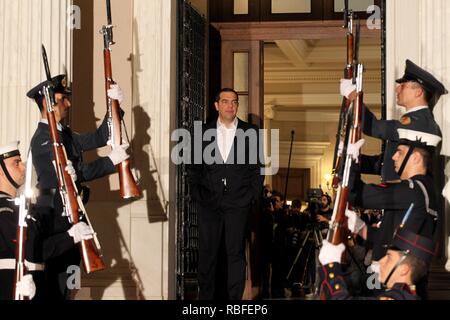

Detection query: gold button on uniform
(329, 273), (335, 279)
(335, 284), (341, 290)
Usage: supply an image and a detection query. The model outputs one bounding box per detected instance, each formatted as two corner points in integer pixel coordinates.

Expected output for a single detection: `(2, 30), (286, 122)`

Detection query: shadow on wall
(72, 1), (167, 300)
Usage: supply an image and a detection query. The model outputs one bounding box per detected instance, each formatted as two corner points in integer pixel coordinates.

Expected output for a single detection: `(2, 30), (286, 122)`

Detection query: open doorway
(263, 35), (382, 199)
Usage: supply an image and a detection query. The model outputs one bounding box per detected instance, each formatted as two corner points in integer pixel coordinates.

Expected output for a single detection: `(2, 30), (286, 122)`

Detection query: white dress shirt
(217, 118), (238, 162)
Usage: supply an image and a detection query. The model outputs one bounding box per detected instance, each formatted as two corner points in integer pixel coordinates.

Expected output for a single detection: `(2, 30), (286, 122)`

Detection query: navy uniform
(319, 264), (418, 300)
(361, 59), (447, 182)
(319, 228), (435, 300)
(0, 142), (74, 300)
(27, 75), (116, 300)
(350, 127), (441, 262)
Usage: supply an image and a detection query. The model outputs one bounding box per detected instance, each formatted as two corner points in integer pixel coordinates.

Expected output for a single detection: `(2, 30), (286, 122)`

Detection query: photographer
(316, 194), (333, 234)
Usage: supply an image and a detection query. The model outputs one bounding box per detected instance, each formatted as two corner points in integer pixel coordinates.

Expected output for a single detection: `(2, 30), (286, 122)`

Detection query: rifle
(101, 0), (141, 199)
(332, 0), (361, 188)
(327, 64), (364, 246)
(41, 45), (105, 274)
(13, 151), (33, 300)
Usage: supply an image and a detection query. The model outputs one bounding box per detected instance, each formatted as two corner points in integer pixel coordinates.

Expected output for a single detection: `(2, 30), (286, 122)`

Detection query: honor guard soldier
(341, 59), (448, 182)
(0, 141), (88, 300)
(318, 226), (435, 300)
(27, 75), (129, 300)
(345, 127), (441, 299)
(0, 141), (37, 300)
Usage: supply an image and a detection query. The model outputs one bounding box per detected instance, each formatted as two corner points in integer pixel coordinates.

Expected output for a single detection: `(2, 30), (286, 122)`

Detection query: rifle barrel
(41, 45), (52, 81)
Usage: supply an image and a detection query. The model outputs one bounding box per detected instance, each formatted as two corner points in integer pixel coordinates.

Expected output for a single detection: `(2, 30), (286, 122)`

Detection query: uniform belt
(0, 259), (45, 271)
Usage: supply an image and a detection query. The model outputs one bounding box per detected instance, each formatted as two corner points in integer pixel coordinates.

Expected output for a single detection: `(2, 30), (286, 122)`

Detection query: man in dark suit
(188, 88), (264, 300)
(340, 59), (447, 182)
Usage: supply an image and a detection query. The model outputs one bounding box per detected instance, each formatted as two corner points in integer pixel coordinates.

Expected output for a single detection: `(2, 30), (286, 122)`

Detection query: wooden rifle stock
(46, 109), (106, 274)
(103, 49), (141, 199)
(41, 45), (105, 274)
(101, 14), (141, 200)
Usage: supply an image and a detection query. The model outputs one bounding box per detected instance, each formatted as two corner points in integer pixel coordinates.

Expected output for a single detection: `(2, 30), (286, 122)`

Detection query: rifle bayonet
(343, 0), (349, 29)
(41, 45), (56, 111)
(101, 0), (115, 49)
(352, 19), (361, 83)
(106, 0), (112, 25)
(41, 45), (52, 82)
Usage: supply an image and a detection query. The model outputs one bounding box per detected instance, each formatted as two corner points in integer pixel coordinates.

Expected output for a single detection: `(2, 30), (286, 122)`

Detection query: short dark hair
(413, 147), (431, 172)
(35, 96), (45, 111)
(402, 254), (429, 284)
(423, 88), (433, 105)
(416, 83), (440, 108)
(215, 88), (239, 103)
(321, 194), (332, 206)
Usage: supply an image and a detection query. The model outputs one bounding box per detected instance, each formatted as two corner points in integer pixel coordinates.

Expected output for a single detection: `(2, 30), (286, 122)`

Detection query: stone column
(131, 0), (177, 300)
(0, 0), (72, 153)
(74, 0), (177, 300)
(386, 0), (450, 150)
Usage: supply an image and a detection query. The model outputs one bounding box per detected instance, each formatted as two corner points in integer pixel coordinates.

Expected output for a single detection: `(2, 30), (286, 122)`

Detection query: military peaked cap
(26, 74), (72, 103)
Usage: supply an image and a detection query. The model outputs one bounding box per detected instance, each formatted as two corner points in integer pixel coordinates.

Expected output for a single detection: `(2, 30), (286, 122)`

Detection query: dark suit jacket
(187, 118), (264, 210)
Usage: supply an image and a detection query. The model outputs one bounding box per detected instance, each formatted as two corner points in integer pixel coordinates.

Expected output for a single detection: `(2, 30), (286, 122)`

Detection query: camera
(304, 189), (324, 228)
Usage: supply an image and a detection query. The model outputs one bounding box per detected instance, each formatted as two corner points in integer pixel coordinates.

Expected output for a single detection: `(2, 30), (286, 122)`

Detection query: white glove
(340, 79), (356, 99)
(68, 222), (94, 244)
(345, 209), (366, 234)
(65, 160), (77, 182)
(108, 143), (130, 166)
(347, 139), (365, 163)
(107, 84), (124, 105)
(319, 240), (346, 265)
(16, 274), (36, 299)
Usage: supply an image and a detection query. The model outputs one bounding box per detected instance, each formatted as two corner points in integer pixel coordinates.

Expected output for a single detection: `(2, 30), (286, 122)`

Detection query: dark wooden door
(272, 168), (311, 201)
